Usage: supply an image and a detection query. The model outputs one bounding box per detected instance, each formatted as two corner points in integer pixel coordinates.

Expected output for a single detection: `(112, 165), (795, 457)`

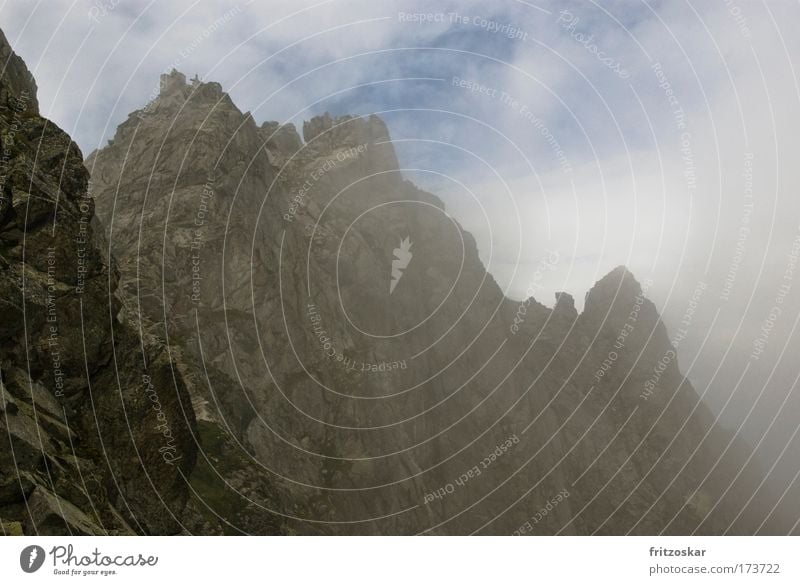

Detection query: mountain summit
(0, 41), (769, 534)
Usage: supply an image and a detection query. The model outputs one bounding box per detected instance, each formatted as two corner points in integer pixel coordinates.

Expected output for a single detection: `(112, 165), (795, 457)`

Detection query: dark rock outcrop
(0, 28), (38, 114)
(0, 29), (196, 535)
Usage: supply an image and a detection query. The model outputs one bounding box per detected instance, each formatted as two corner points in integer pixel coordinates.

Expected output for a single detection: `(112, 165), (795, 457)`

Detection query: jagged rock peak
(260, 121), (303, 156)
(134, 69), (228, 119)
(159, 68), (187, 95)
(581, 265), (657, 330)
(586, 265), (642, 301)
(301, 112), (399, 172)
(554, 291), (578, 319)
(302, 112), (391, 145)
(159, 68), (224, 98)
(134, 70), (401, 172)
(0, 28), (38, 113)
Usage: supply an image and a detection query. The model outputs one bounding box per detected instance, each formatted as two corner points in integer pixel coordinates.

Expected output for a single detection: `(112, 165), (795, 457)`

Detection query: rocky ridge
(0, 38), (773, 535)
(0, 32), (196, 535)
(82, 68), (775, 535)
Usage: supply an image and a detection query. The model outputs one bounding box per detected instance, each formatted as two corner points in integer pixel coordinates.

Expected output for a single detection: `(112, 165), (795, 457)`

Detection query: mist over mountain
(7, 56), (770, 534)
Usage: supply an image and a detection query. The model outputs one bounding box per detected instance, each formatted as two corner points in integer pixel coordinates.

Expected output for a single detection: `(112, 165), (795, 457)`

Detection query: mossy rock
(2, 519), (23, 535)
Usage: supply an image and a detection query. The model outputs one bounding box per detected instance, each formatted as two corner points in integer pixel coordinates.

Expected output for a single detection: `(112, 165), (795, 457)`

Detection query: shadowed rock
(0, 29), (197, 535)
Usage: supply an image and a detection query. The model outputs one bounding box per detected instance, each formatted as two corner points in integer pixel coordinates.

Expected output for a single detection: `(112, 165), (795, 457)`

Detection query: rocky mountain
(0, 29), (196, 535)
(1, 27), (775, 535)
(81, 67), (777, 535)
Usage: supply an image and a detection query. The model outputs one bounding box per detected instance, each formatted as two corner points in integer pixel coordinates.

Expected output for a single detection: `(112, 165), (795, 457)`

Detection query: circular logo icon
(20, 545), (46, 573)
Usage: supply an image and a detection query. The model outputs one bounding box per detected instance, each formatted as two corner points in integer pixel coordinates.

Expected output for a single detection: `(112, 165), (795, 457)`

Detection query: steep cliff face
(84, 71), (766, 535)
(0, 31), (197, 535)
(0, 29), (38, 115)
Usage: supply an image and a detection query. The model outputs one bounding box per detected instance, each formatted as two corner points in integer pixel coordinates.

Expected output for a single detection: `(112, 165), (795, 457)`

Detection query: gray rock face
(0, 28), (38, 114)
(259, 121), (302, 159)
(86, 70), (771, 535)
(554, 292), (577, 320)
(0, 29), (196, 535)
(302, 112), (399, 173)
